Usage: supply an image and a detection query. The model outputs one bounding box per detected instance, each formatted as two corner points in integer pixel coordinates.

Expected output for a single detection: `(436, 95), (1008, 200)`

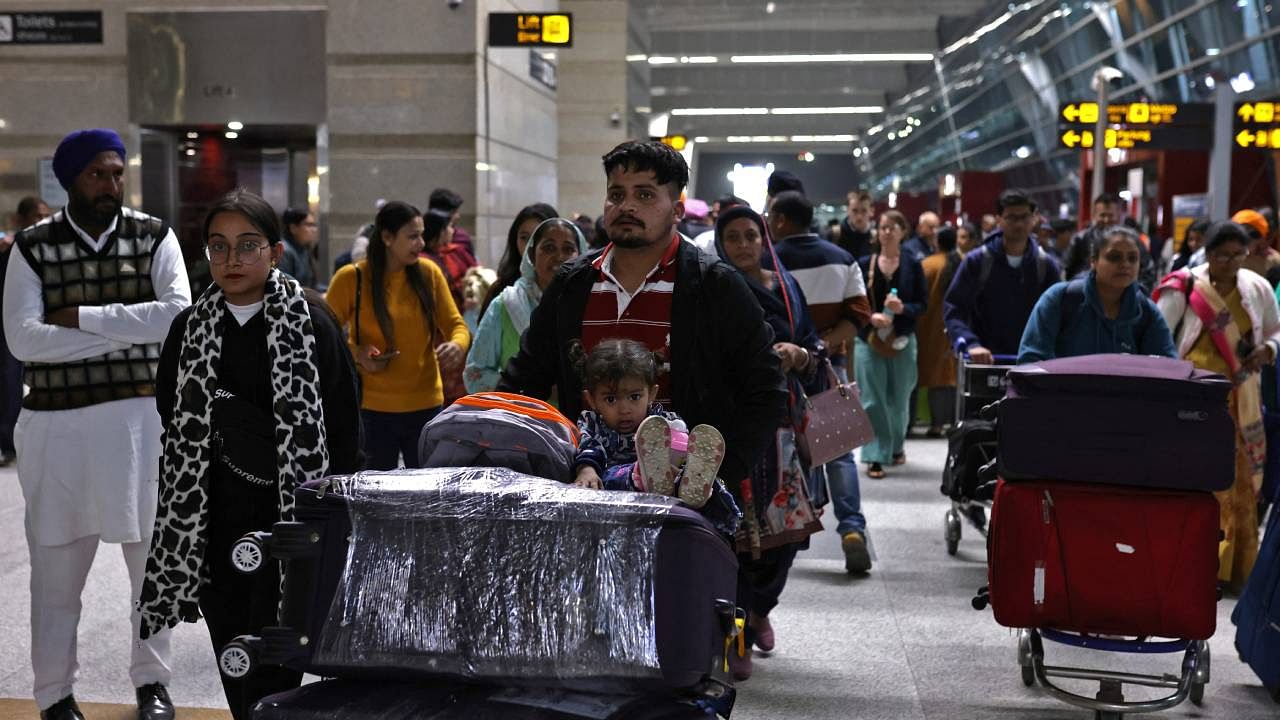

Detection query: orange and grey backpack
(417, 392), (580, 482)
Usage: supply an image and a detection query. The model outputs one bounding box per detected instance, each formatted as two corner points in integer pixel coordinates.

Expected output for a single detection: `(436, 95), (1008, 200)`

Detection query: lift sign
(488, 13), (573, 48)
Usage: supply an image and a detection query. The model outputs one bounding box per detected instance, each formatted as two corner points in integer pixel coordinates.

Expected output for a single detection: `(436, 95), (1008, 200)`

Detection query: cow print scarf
(138, 269), (330, 639)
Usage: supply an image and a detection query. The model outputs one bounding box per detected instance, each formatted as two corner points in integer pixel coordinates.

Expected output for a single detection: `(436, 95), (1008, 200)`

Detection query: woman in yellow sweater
(326, 201), (470, 469)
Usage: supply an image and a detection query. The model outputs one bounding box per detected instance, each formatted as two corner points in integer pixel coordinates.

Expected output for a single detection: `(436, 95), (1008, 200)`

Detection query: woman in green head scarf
(465, 217), (587, 392)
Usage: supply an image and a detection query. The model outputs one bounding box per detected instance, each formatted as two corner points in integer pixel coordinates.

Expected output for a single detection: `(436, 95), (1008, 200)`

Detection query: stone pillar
(556, 0), (649, 222)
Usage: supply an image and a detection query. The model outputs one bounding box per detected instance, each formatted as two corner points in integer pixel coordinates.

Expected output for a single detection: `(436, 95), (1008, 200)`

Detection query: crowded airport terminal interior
(2, 1), (1280, 718)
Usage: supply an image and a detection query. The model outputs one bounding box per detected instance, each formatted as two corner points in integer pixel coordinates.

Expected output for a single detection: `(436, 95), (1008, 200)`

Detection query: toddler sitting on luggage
(571, 339), (740, 531)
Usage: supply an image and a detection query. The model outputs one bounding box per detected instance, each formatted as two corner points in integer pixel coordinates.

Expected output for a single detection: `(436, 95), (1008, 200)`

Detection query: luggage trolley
(1014, 628), (1210, 719)
(941, 352), (1016, 556)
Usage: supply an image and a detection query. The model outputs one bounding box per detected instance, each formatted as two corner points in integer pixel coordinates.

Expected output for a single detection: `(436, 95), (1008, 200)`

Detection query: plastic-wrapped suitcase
(254, 678), (719, 720)
(220, 467), (739, 697)
(986, 478), (1220, 639)
(1232, 507), (1280, 703)
(995, 354), (1234, 491)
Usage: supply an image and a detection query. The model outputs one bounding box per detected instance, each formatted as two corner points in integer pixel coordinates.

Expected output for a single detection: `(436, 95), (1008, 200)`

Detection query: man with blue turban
(4, 129), (191, 720)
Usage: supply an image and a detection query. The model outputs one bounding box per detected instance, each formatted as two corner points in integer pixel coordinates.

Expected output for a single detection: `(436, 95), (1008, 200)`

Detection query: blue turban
(52, 129), (127, 190)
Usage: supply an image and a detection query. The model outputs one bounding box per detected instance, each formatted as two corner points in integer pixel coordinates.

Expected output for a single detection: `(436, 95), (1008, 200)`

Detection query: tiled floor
(0, 436), (1275, 719)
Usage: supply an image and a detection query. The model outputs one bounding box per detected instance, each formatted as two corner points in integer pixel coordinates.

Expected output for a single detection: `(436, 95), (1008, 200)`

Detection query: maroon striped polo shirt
(581, 236), (680, 404)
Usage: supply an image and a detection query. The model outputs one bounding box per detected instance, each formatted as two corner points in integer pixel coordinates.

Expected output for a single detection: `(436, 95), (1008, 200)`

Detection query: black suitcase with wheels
(941, 419), (997, 501)
(220, 468), (740, 699)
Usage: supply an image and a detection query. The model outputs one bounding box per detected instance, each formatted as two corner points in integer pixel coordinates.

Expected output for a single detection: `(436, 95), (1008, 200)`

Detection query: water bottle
(878, 288), (910, 350)
(876, 288), (898, 341)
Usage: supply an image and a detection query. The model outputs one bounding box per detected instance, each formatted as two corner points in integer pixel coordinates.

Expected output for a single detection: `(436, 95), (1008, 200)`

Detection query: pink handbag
(795, 361), (876, 467)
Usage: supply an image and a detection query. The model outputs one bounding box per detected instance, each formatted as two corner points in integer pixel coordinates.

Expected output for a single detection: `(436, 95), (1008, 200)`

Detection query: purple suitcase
(995, 354), (1235, 491)
(218, 468), (739, 698)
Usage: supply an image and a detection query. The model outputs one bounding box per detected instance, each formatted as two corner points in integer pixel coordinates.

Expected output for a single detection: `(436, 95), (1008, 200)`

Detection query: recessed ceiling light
(227, 121), (244, 131)
(693, 136), (710, 143)
(730, 53), (933, 64)
(186, 131), (198, 139)
(225, 131), (239, 139)
(647, 56), (678, 64)
(670, 107), (768, 116)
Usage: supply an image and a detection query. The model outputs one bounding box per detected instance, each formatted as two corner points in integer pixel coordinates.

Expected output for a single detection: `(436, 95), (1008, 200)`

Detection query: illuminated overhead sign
(1059, 127), (1212, 150)
(1235, 101), (1280, 149)
(1059, 102), (1213, 127)
(657, 135), (687, 151)
(1058, 100), (1212, 150)
(488, 13), (573, 48)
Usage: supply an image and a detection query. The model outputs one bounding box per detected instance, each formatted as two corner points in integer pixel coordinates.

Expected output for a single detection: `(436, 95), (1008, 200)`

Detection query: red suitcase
(987, 479), (1220, 639)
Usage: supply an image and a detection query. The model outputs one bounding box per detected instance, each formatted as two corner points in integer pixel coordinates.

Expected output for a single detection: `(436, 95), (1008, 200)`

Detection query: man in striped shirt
(769, 190), (875, 574)
(500, 140), (785, 520)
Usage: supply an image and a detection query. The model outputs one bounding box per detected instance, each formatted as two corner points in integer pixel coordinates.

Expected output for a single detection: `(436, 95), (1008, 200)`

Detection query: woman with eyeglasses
(141, 189), (361, 719)
(1155, 220), (1280, 594)
(325, 201), (470, 470)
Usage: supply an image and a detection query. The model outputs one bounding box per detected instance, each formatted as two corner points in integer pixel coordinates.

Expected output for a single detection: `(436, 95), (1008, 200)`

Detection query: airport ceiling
(632, 0), (991, 150)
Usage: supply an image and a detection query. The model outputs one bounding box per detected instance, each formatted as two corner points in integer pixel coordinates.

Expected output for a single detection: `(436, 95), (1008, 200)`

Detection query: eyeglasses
(206, 240), (270, 265)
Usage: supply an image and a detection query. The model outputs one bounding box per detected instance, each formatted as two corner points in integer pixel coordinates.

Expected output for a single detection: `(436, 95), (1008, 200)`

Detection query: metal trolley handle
(1026, 629), (1209, 715)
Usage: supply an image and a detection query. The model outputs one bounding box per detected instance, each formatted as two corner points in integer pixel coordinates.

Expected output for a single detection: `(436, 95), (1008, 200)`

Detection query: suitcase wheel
(230, 532), (270, 574)
(218, 638), (257, 679)
(944, 507), (962, 556)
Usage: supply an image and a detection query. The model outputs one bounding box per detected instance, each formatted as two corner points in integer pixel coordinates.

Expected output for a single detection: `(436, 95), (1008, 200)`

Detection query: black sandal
(867, 463), (886, 479)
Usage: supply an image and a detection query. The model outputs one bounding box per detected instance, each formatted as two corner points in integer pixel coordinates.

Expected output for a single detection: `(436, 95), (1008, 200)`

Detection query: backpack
(417, 392), (580, 482)
(977, 244), (1051, 289)
(1056, 278), (1159, 351)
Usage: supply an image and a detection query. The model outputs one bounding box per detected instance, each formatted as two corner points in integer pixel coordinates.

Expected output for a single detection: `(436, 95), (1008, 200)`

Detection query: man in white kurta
(4, 129), (190, 720)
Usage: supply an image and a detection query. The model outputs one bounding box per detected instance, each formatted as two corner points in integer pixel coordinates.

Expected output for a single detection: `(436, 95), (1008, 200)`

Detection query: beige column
(556, 0), (649, 222)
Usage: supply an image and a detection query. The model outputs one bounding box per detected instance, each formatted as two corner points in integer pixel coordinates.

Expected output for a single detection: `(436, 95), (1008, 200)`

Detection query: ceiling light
(680, 56), (718, 64)
(224, 131), (238, 139)
(693, 136), (710, 143)
(1231, 72), (1256, 93)
(853, 148), (863, 157)
(227, 121), (244, 131)
(635, 106), (652, 113)
(729, 53), (933, 64)
(867, 125), (883, 136)
(1204, 75), (1216, 89)
(769, 106), (883, 115)
(1205, 48), (1220, 56)
(185, 148), (196, 156)
(888, 132), (897, 140)
(1013, 145), (1032, 159)
(670, 107), (768, 116)
(799, 152), (815, 162)
(790, 134), (854, 142)
(625, 54), (648, 62)
(186, 131), (198, 139)
(765, 1), (776, 12)
(648, 56), (678, 64)
(0, 118), (7, 129)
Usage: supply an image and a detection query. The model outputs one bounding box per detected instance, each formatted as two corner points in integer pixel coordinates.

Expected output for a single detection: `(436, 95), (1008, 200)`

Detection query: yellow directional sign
(1061, 129), (1093, 148)
(1237, 102), (1277, 124)
(1061, 102), (1212, 127)
(1236, 128), (1280, 149)
(488, 12), (574, 47)
(659, 135), (687, 151)
(1061, 103), (1099, 124)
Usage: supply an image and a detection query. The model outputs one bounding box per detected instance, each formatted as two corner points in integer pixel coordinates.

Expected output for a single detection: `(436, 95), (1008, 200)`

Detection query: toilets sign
(0, 11), (103, 44)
